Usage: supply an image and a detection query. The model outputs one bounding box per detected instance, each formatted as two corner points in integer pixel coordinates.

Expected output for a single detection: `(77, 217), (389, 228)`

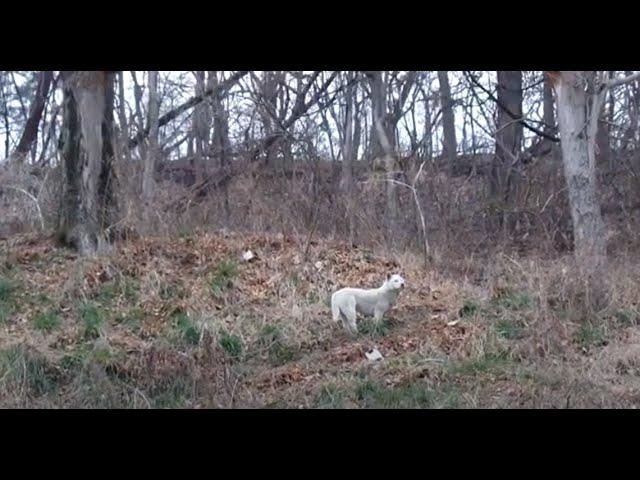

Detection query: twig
(368, 160), (431, 268)
(464, 71), (559, 142)
(4, 185), (45, 230)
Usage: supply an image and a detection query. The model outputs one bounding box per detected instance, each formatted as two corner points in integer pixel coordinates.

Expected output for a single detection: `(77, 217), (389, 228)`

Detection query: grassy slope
(1, 232), (640, 408)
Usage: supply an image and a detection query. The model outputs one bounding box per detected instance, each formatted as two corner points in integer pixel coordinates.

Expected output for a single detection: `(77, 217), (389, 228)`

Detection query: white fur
(331, 274), (405, 335)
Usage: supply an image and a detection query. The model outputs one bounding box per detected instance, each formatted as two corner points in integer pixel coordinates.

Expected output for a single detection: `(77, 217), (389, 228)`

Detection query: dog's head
(386, 273), (406, 290)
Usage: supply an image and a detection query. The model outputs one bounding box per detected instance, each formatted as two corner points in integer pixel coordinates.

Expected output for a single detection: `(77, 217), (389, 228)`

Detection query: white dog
(331, 274), (405, 335)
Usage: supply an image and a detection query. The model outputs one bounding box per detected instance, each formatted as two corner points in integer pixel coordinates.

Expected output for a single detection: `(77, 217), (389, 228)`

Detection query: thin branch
(128, 71), (248, 149)
(604, 71), (640, 90)
(4, 185), (44, 229)
(464, 71), (560, 142)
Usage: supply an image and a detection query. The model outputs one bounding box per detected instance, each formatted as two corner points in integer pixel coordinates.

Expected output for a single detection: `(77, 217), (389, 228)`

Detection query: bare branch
(128, 71), (248, 149)
(464, 71), (560, 143)
(604, 71), (640, 90)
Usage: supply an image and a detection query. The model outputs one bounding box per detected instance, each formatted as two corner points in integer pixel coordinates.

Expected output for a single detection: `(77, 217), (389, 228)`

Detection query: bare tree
(142, 71), (159, 209)
(543, 73), (555, 134)
(437, 71), (457, 169)
(8, 71), (54, 165)
(365, 71), (417, 245)
(209, 71), (232, 222)
(116, 71), (131, 163)
(193, 71), (209, 179)
(549, 70), (640, 271)
(491, 71), (523, 215)
(341, 71), (358, 245)
(128, 71), (248, 149)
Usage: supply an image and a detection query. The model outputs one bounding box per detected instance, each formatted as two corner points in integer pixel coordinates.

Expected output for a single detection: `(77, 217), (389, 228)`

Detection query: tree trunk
(491, 71), (523, 208)
(367, 71), (398, 245)
(193, 71), (209, 183)
(258, 71), (279, 166)
(116, 71), (131, 163)
(10, 71), (54, 165)
(368, 71), (393, 160)
(619, 72), (638, 151)
(341, 72), (356, 245)
(543, 73), (555, 134)
(57, 71), (117, 255)
(437, 71), (457, 168)
(422, 89), (436, 163)
(130, 71), (146, 159)
(591, 72), (613, 169)
(142, 71), (159, 211)
(550, 71), (606, 271)
(352, 93), (362, 163)
(1, 75), (11, 158)
(622, 73), (639, 151)
(209, 71), (232, 223)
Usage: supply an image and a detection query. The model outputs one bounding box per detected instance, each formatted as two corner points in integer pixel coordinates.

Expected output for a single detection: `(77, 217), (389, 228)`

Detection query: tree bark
(192, 71), (209, 183)
(142, 71), (159, 208)
(543, 73), (555, 134)
(116, 71), (131, 163)
(57, 71), (117, 255)
(130, 71), (146, 159)
(550, 71), (606, 271)
(437, 71), (457, 169)
(491, 71), (523, 207)
(341, 72), (356, 245)
(9, 71), (54, 164)
(1, 75), (11, 158)
(367, 71), (398, 244)
(209, 71), (232, 223)
(590, 72), (613, 168)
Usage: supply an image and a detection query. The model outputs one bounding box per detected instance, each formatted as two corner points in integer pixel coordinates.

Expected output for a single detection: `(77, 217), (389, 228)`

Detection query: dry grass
(1, 229), (640, 408)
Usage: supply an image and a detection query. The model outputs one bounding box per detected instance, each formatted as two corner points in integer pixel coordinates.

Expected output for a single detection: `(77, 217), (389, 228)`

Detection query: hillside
(1, 231), (640, 408)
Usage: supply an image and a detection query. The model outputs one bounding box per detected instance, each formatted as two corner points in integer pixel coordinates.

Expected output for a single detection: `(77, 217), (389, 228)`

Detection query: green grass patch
(172, 312), (200, 345)
(315, 384), (345, 408)
(450, 351), (511, 376)
(115, 307), (145, 331)
(494, 290), (534, 311)
(0, 277), (13, 302)
(218, 330), (243, 359)
(0, 276), (18, 323)
(33, 310), (61, 331)
(494, 319), (521, 339)
(613, 309), (639, 327)
(258, 325), (298, 366)
(209, 260), (238, 298)
(77, 300), (104, 339)
(0, 344), (59, 397)
(574, 322), (606, 347)
(459, 300), (480, 318)
(358, 318), (391, 338)
(354, 380), (459, 408)
(0, 302), (13, 324)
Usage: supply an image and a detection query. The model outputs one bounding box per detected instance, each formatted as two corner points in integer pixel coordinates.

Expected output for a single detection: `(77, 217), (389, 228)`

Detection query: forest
(0, 70), (639, 408)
